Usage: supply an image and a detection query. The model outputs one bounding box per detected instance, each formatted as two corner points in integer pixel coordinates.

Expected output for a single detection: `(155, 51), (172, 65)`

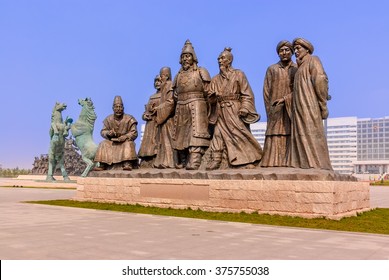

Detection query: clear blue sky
(1, 0), (388, 169)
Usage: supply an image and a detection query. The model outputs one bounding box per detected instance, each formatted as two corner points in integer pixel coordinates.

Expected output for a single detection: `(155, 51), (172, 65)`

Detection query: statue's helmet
(180, 39), (198, 63)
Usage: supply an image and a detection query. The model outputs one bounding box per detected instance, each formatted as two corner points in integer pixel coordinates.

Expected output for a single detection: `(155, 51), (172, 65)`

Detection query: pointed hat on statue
(180, 39), (198, 63)
(113, 95), (123, 105)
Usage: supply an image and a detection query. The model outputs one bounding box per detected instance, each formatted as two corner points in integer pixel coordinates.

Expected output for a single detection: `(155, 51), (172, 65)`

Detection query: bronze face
(154, 76), (162, 90)
(180, 53), (194, 70)
(113, 103), (124, 118)
(294, 44), (309, 60)
(278, 46), (292, 62)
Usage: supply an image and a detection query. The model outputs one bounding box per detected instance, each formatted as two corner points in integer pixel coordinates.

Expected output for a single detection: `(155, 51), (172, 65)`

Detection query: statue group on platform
(44, 37), (332, 180)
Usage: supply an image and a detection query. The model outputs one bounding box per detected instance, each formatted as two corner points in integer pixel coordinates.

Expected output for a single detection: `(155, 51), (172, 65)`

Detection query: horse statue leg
(46, 157), (56, 181)
(58, 155), (70, 181)
(81, 156), (96, 177)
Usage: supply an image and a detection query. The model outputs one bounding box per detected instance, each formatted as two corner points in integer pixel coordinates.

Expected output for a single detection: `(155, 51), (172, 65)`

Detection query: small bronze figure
(172, 40), (211, 170)
(287, 38), (332, 170)
(207, 47), (262, 170)
(261, 41), (297, 167)
(94, 95), (138, 171)
(138, 75), (162, 168)
(153, 67), (176, 169)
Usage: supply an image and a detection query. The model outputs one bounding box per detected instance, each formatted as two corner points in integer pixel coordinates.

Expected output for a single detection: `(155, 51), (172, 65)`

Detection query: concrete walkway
(1, 182), (389, 260)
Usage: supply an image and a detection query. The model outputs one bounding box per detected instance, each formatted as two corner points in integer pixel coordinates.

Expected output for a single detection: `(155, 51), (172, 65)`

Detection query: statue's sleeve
(238, 71), (260, 124)
(124, 117), (138, 141)
(263, 67), (272, 118)
(156, 82), (175, 125)
(310, 56), (329, 118)
(199, 67), (211, 93)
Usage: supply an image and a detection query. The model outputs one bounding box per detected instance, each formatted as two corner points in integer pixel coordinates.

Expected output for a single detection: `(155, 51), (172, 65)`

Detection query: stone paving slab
(0, 177), (77, 189)
(1, 187), (389, 260)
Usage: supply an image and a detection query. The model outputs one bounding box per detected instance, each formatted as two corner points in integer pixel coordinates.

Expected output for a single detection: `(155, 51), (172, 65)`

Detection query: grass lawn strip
(26, 200), (389, 235)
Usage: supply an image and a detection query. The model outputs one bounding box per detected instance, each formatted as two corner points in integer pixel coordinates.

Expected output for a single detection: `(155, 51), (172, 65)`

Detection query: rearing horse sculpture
(71, 97), (98, 177)
(46, 102), (72, 181)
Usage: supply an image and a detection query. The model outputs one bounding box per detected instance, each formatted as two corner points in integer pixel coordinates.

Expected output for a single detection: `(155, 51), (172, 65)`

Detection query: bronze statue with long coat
(153, 67), (176, 169)
(261, 40), (297, 167)
(287, 38), (332, 170)
(207, 48), (262, 170)
(138, 76), (162, 167)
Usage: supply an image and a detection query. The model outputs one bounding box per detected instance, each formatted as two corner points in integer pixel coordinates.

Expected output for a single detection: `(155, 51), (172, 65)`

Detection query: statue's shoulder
(198, 67), (211, 82)
(123, 114), (138, 124)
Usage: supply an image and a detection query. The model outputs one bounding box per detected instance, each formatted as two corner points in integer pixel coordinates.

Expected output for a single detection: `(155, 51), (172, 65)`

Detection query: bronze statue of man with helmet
(171, 40), (212, 170)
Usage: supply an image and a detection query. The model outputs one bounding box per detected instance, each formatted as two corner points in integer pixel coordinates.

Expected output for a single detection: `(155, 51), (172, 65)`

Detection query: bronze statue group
(46, 38), (333, 180)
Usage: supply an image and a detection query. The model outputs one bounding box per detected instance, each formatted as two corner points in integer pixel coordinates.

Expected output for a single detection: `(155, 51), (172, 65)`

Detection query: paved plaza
(0, 178), (389, 260)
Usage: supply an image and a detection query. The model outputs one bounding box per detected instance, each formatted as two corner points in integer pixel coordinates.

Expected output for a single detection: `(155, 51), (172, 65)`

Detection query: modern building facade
(354, 117), (389, 176)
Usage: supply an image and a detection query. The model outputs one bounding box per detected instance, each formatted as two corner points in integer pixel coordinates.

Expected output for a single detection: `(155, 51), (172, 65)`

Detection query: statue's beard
(219, 65), (229, 77)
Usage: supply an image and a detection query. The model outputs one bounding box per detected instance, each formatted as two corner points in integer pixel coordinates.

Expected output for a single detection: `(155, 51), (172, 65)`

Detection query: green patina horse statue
(71, 97), (98, 177)
(46, 102), (72, 181)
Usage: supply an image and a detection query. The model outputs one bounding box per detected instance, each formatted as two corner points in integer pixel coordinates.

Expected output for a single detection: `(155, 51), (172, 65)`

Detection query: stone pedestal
(75, 168), (370, 220)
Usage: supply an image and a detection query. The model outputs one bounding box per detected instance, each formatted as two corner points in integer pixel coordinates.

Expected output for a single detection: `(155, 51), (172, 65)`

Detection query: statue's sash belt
(176, 91), (204, 104)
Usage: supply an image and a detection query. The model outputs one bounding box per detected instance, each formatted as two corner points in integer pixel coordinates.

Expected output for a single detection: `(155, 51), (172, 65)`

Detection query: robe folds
(261, 60), (297, 167)
(94, 114), (138, 165)
(209, 68), (262, 166)
(288, 55), (332, 170)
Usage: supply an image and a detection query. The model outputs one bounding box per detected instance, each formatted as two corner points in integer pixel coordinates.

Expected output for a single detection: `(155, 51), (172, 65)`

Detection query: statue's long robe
(261, 60), (297, 167)
(153, 80), (175, 168)
(287, 55), (332, 170)
(209, 69), (262, 166)
(138, 92), (160, 158)
(94, 114), (138, 164)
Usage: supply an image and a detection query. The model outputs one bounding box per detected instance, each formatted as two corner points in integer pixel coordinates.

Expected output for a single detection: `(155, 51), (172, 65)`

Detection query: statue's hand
(272, 97), (285, 106)
(117, 135), (127, 142)
(321, 107), (329, 119)
(239, 108), (248, 118)
(107, 130), (116, 138)
(52, 134), (59, 142)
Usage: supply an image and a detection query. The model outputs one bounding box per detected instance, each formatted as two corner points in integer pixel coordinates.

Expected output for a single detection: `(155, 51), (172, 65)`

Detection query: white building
(326, 117), (357, 174)
(354, 117), (389, 177)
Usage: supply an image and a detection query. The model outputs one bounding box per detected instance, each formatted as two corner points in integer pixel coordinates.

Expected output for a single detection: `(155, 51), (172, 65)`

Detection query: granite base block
(75, 171), (370, 220)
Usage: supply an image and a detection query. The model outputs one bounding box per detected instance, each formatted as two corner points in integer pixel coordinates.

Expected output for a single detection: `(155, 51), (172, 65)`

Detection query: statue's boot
(175, 151), (187, 169)
(186, 152), (202, 170)
(93, 163), (106, 171)
(63, 176), (70, 181)
(206, 151), (222, 171)
(123, 161), (132, 171)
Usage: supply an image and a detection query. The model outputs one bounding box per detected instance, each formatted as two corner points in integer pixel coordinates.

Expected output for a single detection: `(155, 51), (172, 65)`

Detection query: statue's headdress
(113, 95), (123, 106)
(180, 39), (198, 63)
(219, 47), (234, 63)
(276, 40), (294, 54)
(292, 38), (314, 54)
